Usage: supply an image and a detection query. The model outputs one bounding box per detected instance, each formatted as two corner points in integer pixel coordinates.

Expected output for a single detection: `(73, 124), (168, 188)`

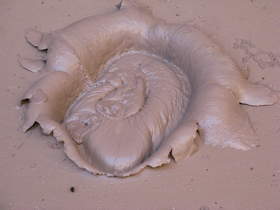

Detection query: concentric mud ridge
(64, 52), (191, 175)
(19, 0), (278, 177)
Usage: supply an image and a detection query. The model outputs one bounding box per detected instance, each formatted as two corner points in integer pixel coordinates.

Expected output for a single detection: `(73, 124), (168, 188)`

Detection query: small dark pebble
(272, 174), (276, 177)
(70, 186), (75, 192)
(261, 77), (265, 80)
(176, 14), (180, 16)
(41, 1), (45, 4)
(205, 168), (209, 172)
(250, 167), (254, 171)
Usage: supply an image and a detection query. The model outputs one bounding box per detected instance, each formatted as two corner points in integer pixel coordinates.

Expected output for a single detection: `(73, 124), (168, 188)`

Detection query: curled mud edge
(19, 0), (278, 177)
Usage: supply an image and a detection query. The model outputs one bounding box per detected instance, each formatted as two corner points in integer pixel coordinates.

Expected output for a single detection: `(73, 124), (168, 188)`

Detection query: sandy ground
(1, 0), (280, 209)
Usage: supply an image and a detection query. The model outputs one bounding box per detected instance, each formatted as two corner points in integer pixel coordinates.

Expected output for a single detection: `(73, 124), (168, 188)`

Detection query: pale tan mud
(1, 0), (280, 209)
(18, 1), (277, 177)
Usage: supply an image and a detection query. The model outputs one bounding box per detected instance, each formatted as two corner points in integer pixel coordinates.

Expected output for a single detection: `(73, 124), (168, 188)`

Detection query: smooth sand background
(1, 0), (280, 209)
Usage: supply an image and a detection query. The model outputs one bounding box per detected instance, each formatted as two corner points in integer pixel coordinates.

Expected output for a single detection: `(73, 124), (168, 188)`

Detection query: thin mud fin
(25, 28), (51, 50)
(168, 122), (200, 161)
(186, 84), (260, 151)
(146, 122), (200, 167)
(239, 83), (279, 106)
(115, 0), (148, 11)
(115, 0), (136, 10)
(25, 29), (43, 47)
(115, 0), (124, 9)
(21, 88), (48, 132)
(21, 71), (75, 132)
(18, 56), (45, 72)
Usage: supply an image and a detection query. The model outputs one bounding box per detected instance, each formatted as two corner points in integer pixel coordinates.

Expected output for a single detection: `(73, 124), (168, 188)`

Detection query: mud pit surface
(1, 0), (280, 209)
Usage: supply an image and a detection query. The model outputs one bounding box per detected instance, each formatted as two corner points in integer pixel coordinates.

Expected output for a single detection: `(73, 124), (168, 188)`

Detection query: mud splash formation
(19, 0), (278, 177)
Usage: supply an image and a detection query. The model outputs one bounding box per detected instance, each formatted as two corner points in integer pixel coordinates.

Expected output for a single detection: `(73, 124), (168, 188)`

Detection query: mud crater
(19, 0), (278, 177)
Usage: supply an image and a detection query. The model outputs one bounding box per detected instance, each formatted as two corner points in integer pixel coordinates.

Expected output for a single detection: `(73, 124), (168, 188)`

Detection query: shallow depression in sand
(19, 0), (278, 177)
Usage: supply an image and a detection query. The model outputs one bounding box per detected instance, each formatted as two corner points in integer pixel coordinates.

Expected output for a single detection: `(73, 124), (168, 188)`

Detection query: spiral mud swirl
(19, 0), (278, 177)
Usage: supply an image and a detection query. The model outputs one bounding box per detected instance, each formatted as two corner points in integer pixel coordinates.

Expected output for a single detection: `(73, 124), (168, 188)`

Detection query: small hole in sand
(70, 186), (75, 193)
(21, 98), (30, 105)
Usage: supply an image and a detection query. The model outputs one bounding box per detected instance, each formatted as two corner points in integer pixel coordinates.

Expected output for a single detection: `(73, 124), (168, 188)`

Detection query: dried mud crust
(19, 0), (278, 177)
